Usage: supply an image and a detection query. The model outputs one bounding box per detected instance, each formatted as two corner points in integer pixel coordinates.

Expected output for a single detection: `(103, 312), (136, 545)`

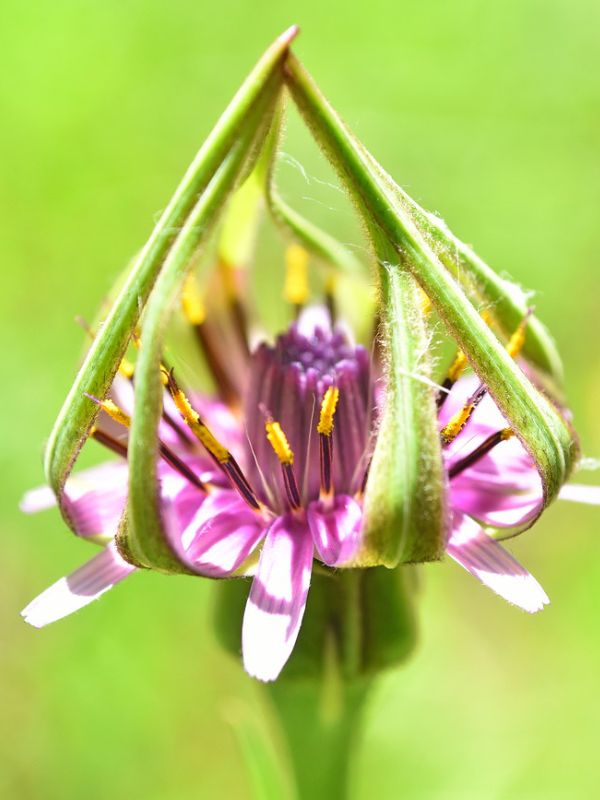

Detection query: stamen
(356, 456), (372, 500)
(437, 311), (494, 409)
(325, 272), (337, 324)
(265, 417), (302, 510)
(438, 310), (530, 421)
(92, 397), (131, 429)
(283, 244), (309, 316)
(181, 276), (241, 407)
(449, 428), (514, 478)
(317, 386), (340, 437)
(506, 307), (533, 359)
(218, 259), (251, 357)
(90, 426), (128, 459)
(436, 350), (468, 409)
(440, 383), (487, 446)
(317, 386), (340, 499)
(419, 289), (432, 316)
(165, 373), (229, 463)
(181, 274), (206, 325)
(265, 419), (294, 465)
(86, 400), (207, 492)
(165, 371), (261, 509)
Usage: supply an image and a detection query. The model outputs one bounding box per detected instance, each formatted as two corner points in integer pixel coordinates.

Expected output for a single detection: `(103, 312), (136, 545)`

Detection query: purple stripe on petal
(60, 462), (129, 539)
(450, 460), (543, 528)
(559, 483), (600, 505)
(447, 512), (549, 613)
(242, 514), (313, 682)
(448, 423), (544, 528)
(307, 494), (362, 566)
(21, 542), (136, 628)
(182, 494), (267, 577)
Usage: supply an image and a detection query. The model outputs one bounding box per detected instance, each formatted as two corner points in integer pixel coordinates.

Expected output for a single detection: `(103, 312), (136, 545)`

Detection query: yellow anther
(447, 350), (468, 383)
(118, 358), (135, 380)
(419, 289), (432, 316)
(506, 317), (529, 359)
(98, 398), (131, 429)
(195, 423), (230, 463)
(480, 309), (493, 326)
(265, 419), (294, 465)
(317, 386), (340, 436)
(218, 258), (239, 301)
(501, 427), (515, 441)
(169, 381), (229, 463)
(441, 403), (475, 445)
(284, 244), (309, 306)
(325, 271), (337, 296)
(182, 275), (206, 326)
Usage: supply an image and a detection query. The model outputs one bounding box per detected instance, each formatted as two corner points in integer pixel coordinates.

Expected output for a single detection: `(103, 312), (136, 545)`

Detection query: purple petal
(61, 462), (129, 539)
(175, 491), (266, 577)
(447, 512), (549, 613)
(242, 514), (314, 682)
(307, 494), (362, 566)
(296, 305), (331, 338)
(559, 483), (600, 505)
(443, 375), (544, 527)
(449, 442), (543, 528)
(21, 542), (136, 628)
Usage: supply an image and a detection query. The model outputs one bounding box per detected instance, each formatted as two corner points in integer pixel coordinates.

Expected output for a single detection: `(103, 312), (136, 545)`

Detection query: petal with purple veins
(447, 512), (549, 613)
(242, 514), (314, 681)
(178, 492), (267, 577)
(449, 434), (544, 528)
(21, 542), (136, 628)
(55, 461), (129, 539)
(307, 494), (362, 566)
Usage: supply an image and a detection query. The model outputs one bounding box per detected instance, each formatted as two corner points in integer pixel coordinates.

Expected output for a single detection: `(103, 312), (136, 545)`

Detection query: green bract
(45, 30), (577, 576)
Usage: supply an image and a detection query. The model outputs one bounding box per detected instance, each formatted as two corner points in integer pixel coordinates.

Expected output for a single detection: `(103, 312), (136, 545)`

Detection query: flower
(21, 268), (593, 682)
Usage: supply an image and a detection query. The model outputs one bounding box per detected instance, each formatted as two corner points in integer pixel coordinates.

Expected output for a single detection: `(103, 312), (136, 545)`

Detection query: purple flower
(21, 304), (593, 681)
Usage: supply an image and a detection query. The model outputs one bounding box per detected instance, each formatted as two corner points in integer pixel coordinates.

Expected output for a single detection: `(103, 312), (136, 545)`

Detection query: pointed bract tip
(278, 24), (300, 47)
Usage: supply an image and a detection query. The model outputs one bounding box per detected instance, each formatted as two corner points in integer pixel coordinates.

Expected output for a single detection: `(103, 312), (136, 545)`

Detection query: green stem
(266, 679), (371, 800)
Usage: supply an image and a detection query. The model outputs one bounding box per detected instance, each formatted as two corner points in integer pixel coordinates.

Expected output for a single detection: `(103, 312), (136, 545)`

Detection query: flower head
(22, 253), (590, 681)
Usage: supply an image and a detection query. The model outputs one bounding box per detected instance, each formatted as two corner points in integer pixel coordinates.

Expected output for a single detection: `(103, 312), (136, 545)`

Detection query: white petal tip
(559, 483), (600, 505)
(475, 571), (550, 613)
(20, 486), (57, 514)
(242, 602), (292, 682)
(20, 577), (109, 628)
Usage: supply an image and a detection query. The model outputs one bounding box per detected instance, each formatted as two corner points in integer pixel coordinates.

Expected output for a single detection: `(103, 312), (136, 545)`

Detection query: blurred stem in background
(267, 679), (370, 799)
(217, 567), (417, 798)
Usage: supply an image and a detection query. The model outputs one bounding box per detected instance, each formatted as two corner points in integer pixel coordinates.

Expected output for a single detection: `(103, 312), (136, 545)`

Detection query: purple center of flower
(244, 321), (373, 509)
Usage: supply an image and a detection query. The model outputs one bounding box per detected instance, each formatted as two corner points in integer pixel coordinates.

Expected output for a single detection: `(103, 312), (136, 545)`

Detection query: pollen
(166, 373), (229, 463)
(95, 398), (131, 429)
(118, 358), (135, 380)
(447, 350), (468, 383)
(218, 258), (238, 301)
(283, 244), (309, 306)
(181, 275), (206, 326)
(317, 386), (340, 436)
(419, 289), (432, 316)
(265, 419), (294, 465)
(506, 311), (532, 359)
(441, 402), (475, 445)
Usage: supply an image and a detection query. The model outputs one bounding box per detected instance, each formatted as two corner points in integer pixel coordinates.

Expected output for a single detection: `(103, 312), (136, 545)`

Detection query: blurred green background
(2, 1), (600, 798)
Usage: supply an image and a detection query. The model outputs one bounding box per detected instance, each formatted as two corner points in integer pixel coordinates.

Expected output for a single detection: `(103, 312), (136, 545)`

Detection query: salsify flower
(20, 257), (594, 681)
